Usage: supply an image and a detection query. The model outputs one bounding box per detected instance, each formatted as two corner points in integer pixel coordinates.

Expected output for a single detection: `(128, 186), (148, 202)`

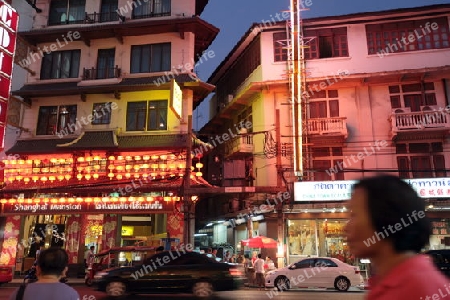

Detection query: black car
(425, 249), (450, 278)
(93, 250), (244, 299)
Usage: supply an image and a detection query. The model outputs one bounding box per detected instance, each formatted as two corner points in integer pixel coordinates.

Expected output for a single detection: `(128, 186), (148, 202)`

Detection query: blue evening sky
(193, 0), (450, 130)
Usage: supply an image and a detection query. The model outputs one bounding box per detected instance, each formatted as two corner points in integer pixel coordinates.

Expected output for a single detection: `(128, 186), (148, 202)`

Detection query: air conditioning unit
(392, 107), (411, 114)
(421, 105), (439, 112)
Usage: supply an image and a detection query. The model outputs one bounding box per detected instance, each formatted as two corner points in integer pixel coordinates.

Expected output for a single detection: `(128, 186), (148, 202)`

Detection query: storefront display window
(429, 219), (450, 250)
(287, 219), (354, 265)
(287, 220), (317, 257)
(317, 219), (354, 265)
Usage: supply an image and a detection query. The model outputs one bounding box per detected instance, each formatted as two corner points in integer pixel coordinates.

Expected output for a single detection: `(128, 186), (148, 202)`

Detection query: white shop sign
(294, 178), (450, 201)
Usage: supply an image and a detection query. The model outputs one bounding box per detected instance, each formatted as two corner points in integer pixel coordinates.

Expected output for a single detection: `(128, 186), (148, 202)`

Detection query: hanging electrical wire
(263, 131), (277, 159)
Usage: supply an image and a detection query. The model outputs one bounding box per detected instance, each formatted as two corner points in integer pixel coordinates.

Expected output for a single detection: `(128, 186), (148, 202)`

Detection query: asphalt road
(0, 286), (366, 300)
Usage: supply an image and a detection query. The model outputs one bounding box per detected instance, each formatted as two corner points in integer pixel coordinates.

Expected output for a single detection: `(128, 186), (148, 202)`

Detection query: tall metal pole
(289, 0), (303, 180)
(183, 115), (193, 246)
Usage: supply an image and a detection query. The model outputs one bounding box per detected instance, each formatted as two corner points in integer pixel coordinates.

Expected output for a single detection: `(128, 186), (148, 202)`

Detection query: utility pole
(183, 115), (193, 246)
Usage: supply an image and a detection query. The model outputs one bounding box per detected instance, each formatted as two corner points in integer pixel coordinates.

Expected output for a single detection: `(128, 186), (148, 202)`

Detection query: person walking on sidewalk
(345, 175), (448, 300)
(253, 254), (265, 290)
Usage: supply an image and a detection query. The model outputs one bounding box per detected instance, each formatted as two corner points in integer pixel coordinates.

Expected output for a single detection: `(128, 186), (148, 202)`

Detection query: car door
(313, 258), (339, 288)
(288, 258), (315, 288)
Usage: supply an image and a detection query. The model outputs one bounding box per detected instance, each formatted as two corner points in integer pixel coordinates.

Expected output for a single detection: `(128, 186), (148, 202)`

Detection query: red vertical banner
(0, 215), (20, 266)
(101, 214), (117, 266)
(102, 214), (118, 250)
(65, 215), (82, 264)
(167, 212), (184, 241)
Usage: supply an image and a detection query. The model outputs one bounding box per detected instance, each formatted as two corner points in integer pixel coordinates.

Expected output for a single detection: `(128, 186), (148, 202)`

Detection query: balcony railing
(224, 135), (254, 157)
(132, 11), (171, 19)
(85, 12), (120, 23)
(307, 117), (348, 136)
(392, 110), (450, 131)
(83, 66), (121, 80)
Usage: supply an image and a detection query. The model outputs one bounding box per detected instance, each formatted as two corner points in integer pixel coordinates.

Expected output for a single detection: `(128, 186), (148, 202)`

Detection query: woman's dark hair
(37, 247), (68, 276)
(353, 174), (431, 253)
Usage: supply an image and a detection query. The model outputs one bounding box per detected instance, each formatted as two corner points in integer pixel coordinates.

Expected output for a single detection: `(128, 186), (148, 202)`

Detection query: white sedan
(265, 257), (365, 291)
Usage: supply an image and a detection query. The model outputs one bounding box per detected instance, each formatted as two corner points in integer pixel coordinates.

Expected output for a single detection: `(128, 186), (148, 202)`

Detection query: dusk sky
(193, 0), (450, 130)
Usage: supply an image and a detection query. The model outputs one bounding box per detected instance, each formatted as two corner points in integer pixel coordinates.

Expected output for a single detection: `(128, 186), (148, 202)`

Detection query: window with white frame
(36, 105), (77, 135)
(389, 82), (437, 112)
(396, 142), (446, 178)
(312, 147), (344, 181)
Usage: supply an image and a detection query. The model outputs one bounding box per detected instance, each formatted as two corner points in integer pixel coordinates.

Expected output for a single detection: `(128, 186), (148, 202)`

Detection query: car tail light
(229, 268), (242, 277)
(354, 267), (360, 274)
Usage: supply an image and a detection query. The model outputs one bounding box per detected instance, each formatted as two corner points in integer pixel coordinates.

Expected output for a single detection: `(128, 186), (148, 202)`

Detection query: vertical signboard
(170, 79), (183, 120)
(0, 1), (18, 150)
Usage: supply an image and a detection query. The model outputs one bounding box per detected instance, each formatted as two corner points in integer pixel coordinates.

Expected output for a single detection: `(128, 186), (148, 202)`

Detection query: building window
(312, 147), (344, 181)
(309, 90), (339, 118)
(126, 100), (168, 131)
(216, 38), (261, 108)
(366, 17), (450, 55)
(36, 105), (77, 136)
(48, 0), (86, 26)
(396, 142), (446, 178)
(130, 43), (171, 73)
(41, 50), (81, 80)
(389, 82), (436, 112)
(100, 0), (119, 22)
(132, 0), (171, 19)
(273, 32), (288, 62)
(304, 27), (348, 59)
(92, 103), (112, 125)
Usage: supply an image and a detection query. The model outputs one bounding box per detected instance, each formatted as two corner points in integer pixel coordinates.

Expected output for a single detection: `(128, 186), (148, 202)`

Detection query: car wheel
(192, 281), (214, 299)
(106, 281), (127, 297)
(275, 276), (290, 291)
(334, 276), (350, 291)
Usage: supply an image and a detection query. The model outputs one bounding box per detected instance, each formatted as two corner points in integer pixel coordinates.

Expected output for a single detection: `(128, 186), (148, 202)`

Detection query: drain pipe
(443, 79), (449, 109)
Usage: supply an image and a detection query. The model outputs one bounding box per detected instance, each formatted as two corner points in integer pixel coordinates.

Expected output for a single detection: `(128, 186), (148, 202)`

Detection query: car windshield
(143, 251), (218, 266)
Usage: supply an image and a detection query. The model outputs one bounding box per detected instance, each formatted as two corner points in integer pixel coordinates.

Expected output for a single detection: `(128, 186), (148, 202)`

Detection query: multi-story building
(197, 3), (450, 271)
(0, 0), (218, 274)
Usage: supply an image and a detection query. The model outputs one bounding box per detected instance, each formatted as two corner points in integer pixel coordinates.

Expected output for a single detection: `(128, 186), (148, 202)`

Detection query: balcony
(224, 135), (254, 158)
(85, 12), (120, 23)
(83, 66), (121, 80)
(307, 117), (348, 143)
(390, 109), (450, 141)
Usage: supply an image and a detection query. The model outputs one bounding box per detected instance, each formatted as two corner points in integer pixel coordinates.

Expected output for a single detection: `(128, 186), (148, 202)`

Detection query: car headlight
(93, 272), (109, 279)
(266, 270), (277, 275)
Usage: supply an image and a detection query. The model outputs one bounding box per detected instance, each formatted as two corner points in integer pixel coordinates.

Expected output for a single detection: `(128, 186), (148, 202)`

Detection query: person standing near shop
(345, 175), (448, 300)
(9, 247), (79, 300)
(84, 246), (95, 269)
(253, 254), (265, 290)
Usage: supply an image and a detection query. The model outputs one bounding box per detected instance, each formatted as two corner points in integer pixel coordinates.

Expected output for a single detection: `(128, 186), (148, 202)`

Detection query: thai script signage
(1, 201), (170, 215)
(0, 1), (18, 150)
(294, 178), (450, 201)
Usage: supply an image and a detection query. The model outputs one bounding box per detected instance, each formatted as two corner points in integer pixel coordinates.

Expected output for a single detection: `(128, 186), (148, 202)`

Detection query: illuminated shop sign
(1, 200), (169, 215)
(294, 178), (450, 201)
(0, 1), (18, 149)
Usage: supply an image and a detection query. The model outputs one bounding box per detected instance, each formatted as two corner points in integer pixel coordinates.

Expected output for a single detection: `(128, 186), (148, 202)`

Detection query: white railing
(224, 135), (254, 156)
(307, 117), (348, 135)
(392, 111), (450, 130)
